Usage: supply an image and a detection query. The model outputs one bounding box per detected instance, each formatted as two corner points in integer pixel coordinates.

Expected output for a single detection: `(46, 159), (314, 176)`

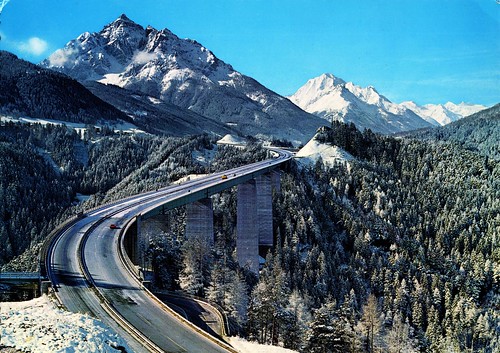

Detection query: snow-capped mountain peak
(42, 15), (325, 143)
(290, 73), (431, 134)
(401, 101), (487, 126)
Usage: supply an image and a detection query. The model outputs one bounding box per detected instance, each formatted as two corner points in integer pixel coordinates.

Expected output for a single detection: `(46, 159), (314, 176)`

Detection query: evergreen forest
(0, 118), (498, 352)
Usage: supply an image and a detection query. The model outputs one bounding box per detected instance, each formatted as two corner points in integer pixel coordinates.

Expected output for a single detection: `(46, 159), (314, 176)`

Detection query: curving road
(47, 149), (292, 353)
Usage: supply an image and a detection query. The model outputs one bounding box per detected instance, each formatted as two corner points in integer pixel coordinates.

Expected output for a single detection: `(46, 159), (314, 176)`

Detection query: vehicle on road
(109, 224), (118, 229)
(221, 175), (228, 180)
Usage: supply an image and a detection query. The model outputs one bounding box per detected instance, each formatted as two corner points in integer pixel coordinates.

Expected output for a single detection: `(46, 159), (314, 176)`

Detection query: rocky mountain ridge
(41, 14), (324, 144)
(289, 73), (487, 133)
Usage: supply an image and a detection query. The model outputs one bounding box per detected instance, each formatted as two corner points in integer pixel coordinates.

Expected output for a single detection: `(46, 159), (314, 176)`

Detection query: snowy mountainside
(41, 14), (324, 144)
(84, 81), (234, 137)
(401, 101), (487, 126)
(289, 73), (432, 134)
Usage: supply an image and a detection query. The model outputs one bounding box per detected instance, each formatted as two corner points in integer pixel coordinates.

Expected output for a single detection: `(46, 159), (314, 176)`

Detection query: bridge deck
(0, 272), (40, 282)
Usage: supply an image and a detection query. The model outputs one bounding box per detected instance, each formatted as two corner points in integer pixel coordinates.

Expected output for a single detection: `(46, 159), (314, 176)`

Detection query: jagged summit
(117, 13), (133, 22)
(41, 15), (325, 143)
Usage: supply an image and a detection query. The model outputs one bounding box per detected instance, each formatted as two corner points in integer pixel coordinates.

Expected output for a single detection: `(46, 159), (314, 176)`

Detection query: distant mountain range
(2, 15), (489, 141)
(410, 103), (500, 160)
(41, 14), (324, 144)
(289, 73), (487, 134)
(399, 101), (487, 126)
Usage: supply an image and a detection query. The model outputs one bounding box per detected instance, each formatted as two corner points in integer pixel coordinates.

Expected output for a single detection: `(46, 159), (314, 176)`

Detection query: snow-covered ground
(228, 336), (298, 353)
(0, 295), (131, 353)
(295, 135), (353, 167)
(0, 296), (298, 353)
(217, 134), (246, 146)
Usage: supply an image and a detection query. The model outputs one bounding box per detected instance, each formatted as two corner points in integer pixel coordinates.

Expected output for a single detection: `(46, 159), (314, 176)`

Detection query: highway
(47, 149), (292, 353)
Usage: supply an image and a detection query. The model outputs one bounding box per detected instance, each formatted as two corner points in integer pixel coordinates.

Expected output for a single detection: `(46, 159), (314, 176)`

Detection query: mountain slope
(401, 101), (487, 126)
(84, 81), (234, 137)
(288, 73), (432, 134)
(41, 14), (324, 144)
(0, 51), (129, 124)
(411, 103), (500, 160)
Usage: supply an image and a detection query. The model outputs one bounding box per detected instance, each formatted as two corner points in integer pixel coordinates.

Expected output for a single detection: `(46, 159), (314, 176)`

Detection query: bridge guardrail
(77, 214), (165, 353)
(117, 207), (239, 352)
(39, 212), (85, 280)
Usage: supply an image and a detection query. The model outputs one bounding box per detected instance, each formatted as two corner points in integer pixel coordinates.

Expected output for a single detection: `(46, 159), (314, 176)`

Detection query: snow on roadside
(228, 336), (298, 353)
(0, 295), (130, 353)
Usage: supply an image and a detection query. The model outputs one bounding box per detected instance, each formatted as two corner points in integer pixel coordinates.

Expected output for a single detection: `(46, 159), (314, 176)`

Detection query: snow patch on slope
(228, 336), (298, 353)
(295, 135), (353, 167)
(217, 134), (246, 146)
(0, 296), (130, 353)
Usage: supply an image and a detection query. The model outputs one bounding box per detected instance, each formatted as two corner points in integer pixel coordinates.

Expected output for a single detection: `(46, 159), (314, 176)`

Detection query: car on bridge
(221, 175), (228, 180)
(109, 224), (118, 229)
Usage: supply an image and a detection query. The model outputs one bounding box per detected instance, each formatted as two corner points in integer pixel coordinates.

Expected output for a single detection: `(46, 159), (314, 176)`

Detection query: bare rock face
(42, 15), (325, 144)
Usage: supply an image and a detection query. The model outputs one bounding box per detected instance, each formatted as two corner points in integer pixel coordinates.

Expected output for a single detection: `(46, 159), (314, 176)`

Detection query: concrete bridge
(41, 148), (292, 352)
(124, 165), (283, 275)
(0, 272), (45, 299)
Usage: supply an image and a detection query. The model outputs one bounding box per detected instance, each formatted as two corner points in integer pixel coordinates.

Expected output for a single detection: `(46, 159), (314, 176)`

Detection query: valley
(0, 12), (498, 353)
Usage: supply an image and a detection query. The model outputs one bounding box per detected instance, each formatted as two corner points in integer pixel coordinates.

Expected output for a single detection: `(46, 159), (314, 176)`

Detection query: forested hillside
(410, 104), (500, 160)
(0, 51), (128, 124)
(145, 122), (499, 352)
(1, 119), (497, 352)
(0, 122), (235, 270)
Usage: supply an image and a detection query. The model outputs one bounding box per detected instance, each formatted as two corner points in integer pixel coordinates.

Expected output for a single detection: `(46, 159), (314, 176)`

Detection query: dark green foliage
(410, 103), (500, 160)
(0, 51), (129, 124)
(0, 135), (74, 265)
(263, 122), (499, 351)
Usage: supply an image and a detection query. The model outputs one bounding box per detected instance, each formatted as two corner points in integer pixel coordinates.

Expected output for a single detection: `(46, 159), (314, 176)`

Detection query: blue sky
(0, 0), (498, 105)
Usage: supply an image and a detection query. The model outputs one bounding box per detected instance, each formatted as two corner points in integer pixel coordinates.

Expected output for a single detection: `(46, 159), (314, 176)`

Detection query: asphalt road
(48, 149), (292, 353)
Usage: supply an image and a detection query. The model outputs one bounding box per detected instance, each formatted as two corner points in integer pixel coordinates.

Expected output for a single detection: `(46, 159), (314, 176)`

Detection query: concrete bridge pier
(271, 170), (281, 194)
(256, 174), (273, 248)
(185, 198), (214, 245)
(236, 179), (259, 274)
(123, 218), (138, 265)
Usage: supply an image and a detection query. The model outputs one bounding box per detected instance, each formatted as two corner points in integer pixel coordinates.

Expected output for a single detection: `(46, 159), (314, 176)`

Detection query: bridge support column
(256, 174), (273, 247)
(185, 198), (214, 245)
(136, 216), (148, 271)
(236, 180), (259, 274)
(124, 219), (138, 265)
(272, 170), (281, 194)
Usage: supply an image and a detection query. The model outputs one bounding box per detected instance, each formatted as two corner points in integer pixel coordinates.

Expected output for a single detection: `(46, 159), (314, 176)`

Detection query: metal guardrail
(78, 214), (165, 353)
(0, 272), (40, 280)
(44, 149), (292, 352)
(39, 213), (85, 280)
